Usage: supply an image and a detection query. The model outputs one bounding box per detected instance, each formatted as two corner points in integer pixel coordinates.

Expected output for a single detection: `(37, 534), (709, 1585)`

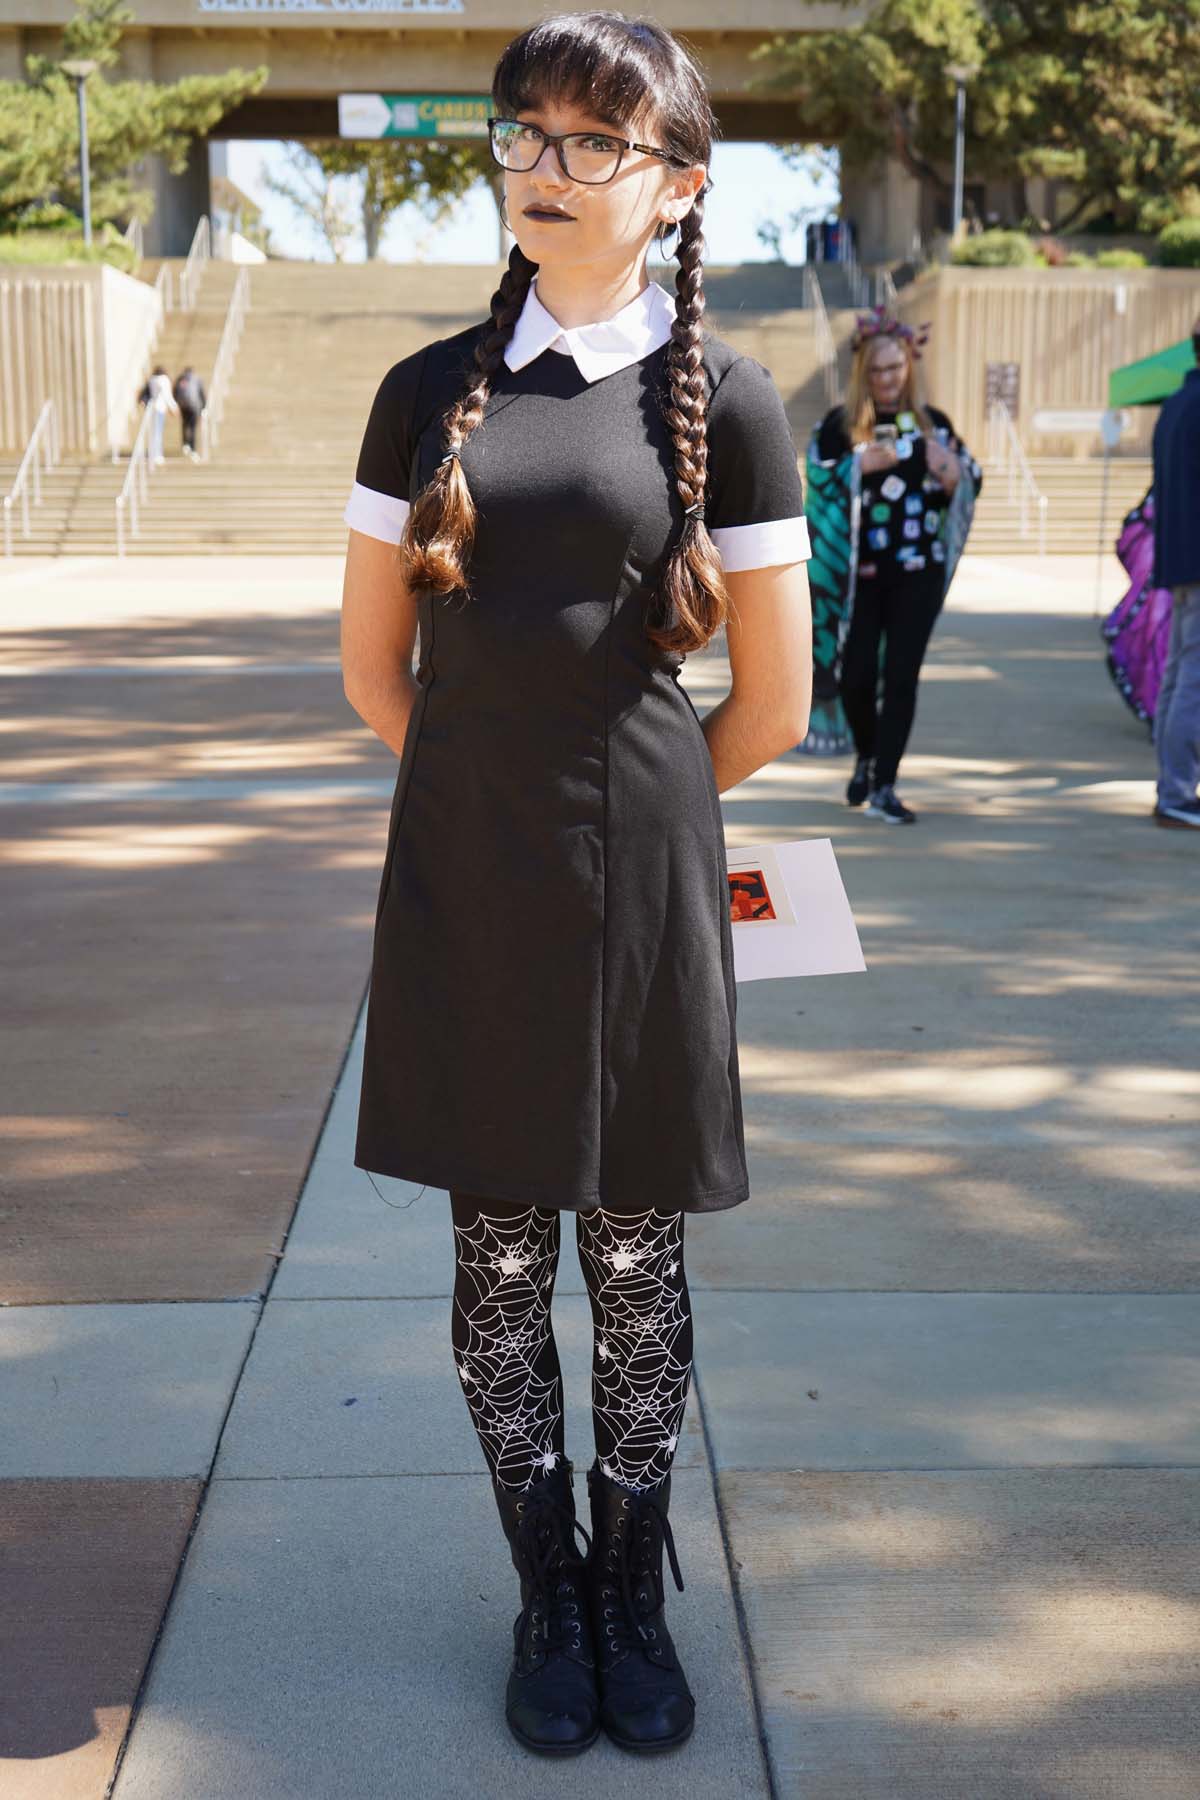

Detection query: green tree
(266, 137), (497, 261)
(752, 0), (1200, 233)
(0, 0), (268, 235)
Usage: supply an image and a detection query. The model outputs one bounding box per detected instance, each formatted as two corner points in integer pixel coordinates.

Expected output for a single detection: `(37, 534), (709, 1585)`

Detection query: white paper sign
(726, 837), (866, 983)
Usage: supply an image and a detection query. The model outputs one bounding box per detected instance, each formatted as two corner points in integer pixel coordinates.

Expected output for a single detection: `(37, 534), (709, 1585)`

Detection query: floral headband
(850, 305), (932, 360)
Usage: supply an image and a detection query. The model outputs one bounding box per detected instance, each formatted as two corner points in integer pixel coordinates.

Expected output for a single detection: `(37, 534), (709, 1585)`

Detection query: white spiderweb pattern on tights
(451, 1204), (562, 1492)
(576, 1206), (693, 1493)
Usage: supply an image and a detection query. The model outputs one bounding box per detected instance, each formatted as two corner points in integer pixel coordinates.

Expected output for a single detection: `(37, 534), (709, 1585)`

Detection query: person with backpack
(173, 366), (207, 461)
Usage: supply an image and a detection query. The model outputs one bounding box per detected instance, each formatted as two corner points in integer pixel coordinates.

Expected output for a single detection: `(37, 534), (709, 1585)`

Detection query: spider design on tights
(576, 1207), (692, 1493)
(451, 1205), (562, 1491)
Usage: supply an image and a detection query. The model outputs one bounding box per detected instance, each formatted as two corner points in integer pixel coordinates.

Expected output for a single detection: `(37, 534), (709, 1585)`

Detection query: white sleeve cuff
(343, 480), (411, 545)
(710, 515), (811, 572)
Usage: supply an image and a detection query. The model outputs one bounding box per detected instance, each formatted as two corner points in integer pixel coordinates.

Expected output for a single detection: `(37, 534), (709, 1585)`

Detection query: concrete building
(1, 0), (1055, 263)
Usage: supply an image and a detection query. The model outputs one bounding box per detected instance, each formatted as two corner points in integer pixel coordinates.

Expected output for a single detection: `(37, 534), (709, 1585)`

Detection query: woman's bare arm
(341, 528), (421, 758)
(699, 560), (813, 794)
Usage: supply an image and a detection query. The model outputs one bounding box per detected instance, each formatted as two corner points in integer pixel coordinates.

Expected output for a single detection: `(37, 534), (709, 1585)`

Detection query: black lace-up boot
(491, 1457), (600, 1755)
(585, 1459), (696, 1753)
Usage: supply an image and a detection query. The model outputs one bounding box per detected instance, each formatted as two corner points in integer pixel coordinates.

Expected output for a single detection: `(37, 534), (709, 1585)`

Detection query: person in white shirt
(138, 366), (179, 466)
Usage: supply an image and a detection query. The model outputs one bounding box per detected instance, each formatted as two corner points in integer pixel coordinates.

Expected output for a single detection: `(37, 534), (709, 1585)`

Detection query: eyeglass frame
(486, 115), (692, 185)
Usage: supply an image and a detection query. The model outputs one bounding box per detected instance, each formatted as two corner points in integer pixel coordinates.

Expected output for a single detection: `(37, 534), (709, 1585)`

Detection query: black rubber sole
(603, 1712), (696, 1754)
(507, 1718), (601, 1757)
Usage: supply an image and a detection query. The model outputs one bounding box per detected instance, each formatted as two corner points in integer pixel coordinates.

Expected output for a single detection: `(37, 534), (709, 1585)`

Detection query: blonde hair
(844, 335), (931, 447)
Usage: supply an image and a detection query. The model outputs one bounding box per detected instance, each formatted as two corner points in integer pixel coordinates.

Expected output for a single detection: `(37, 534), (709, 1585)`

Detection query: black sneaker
(846, 756), (873, 807)
(1154, 799), (1200, 828)
(866, 783), (917, 824)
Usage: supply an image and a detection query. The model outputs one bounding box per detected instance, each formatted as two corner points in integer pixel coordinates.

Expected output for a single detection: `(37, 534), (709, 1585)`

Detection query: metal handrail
(197, 266), (250, 461)
(875, 267), (899, 311)
(114, 398), (157, 559)
(123, 217), (144, 263)
(108, 263), (173, 463)
(987, 399), (1048, 555)
(803, 266), (838, 408)
(178, 215), (211, 310)
(843, 249), (870, 309)
(3, 398), (60, 557)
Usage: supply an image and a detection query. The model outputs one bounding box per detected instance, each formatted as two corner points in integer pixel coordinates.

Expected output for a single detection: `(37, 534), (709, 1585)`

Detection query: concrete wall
(0, 265), (161, 454)
(894, 267), (1200, 455)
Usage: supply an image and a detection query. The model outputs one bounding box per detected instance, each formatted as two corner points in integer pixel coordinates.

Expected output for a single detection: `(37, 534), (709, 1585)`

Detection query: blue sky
(223, 139), (839, 264)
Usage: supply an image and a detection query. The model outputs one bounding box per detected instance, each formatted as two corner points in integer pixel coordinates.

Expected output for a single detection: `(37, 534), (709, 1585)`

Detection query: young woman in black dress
(340, 10), (812, 1759)
(815, 318), (982, 823)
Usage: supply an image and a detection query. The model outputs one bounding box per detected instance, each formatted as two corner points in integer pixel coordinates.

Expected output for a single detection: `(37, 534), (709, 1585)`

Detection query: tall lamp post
(946, 62), (978, 241)
(60, 59), (100, 247)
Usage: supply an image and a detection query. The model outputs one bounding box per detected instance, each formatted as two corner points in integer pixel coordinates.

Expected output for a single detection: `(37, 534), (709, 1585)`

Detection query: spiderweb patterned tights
(449, 1191), (694, 1495)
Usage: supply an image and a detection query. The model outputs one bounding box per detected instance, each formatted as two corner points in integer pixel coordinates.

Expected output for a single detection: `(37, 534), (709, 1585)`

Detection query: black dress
(346, 321), (807, 1215)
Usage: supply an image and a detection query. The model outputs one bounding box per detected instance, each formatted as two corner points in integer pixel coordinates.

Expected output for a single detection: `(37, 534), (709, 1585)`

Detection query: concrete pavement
(2, 553), (1197, 1799)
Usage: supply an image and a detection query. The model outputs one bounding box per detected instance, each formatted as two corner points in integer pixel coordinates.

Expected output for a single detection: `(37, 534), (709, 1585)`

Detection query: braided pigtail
(648, 188), (729, 656)
(398, 243), (538, 599)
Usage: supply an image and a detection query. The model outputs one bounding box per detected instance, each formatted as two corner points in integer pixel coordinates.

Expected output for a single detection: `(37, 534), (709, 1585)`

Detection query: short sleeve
(705, 355), (811, 572)
(343, 346), (427, 544)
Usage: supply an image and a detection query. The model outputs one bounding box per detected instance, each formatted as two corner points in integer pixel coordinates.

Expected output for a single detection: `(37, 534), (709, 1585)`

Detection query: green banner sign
(338, 93), (490, 140)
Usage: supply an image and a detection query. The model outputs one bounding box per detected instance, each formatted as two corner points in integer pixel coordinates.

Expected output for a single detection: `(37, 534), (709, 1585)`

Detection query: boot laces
(516, 1489), (592, 1661)
(602, 1493), (684, 1654)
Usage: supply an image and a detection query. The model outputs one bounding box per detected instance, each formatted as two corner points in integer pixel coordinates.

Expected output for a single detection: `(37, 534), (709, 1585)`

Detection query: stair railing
(114, 400), (157, 559)
(803, 266), (839, 408)
(198, 266), (250, 462)
(987, 399), (1048, 555)
(875, 267), (899, 311)
(3, 398), (60, 558)
(178, 215), (211, 311)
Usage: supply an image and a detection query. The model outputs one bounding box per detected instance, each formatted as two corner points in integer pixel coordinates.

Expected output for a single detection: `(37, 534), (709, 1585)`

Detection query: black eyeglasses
(487, 116), (688, 186)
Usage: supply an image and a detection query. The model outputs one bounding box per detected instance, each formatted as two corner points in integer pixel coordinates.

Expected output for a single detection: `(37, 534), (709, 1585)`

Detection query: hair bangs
(492, 14), (673, 141)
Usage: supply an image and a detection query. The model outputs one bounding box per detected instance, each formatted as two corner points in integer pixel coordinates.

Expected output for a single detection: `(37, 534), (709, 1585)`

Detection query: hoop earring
(499, 195), (512, 232)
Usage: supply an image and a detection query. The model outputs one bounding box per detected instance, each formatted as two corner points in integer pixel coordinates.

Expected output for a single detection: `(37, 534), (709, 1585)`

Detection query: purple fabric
(1103, 492), (1173, 726)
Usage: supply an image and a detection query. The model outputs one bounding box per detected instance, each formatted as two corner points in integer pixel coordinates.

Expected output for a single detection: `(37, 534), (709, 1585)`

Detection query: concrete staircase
(0, 256), (1154, 560)
(970, 456), (1152, 556)
(1, 258), (243, 555)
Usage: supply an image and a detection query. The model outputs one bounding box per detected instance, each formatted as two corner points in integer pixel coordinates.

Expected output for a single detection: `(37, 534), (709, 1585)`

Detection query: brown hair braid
(649, 185), (729, 656)
(397, 244), (538, 600)
(402, 11), (729, 656)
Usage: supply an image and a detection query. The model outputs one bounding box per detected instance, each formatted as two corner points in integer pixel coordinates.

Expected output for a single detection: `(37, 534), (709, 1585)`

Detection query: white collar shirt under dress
(343, 275), (812, 1216)
(344, 278), (811, 572)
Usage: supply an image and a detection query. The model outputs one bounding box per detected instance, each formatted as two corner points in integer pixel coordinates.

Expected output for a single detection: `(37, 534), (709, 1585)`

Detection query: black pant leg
(838, 577), (885, 761)
(873, 567), (946, 788)
(575, 1207), (694, 1494)
(449, 1189), (565, 1492)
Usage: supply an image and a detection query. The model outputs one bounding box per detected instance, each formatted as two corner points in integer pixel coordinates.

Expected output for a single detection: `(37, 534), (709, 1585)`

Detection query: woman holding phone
(806, 310), (981, 823)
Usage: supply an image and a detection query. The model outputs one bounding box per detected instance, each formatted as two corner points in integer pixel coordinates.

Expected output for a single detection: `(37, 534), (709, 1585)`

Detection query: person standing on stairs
(136, 365), (178, 467)
(173, 366), (207, 461)
(339, 10), (812, 1762)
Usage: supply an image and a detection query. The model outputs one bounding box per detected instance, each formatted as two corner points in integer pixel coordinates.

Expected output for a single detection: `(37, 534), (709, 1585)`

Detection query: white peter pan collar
(504, 279), (676, 382)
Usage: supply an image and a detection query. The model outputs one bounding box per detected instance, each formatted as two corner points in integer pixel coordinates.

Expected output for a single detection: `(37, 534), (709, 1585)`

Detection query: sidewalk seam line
(103, 980), (370, 1800)
(690, 1354), (779, 1800)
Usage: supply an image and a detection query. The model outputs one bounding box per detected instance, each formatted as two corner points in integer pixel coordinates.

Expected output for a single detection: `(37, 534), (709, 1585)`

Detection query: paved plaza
(2, 553), (1197, 1799)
